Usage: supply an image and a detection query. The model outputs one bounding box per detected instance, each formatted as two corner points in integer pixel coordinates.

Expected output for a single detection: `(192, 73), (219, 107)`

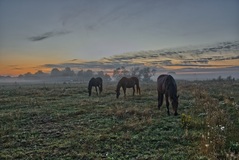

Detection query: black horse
(116, 77), (141, 98)
(157, 74), (179, 116)
(88, 77), (103, 96)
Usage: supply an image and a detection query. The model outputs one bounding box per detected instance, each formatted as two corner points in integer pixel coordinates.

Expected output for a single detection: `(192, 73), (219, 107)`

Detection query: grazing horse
(157, 74), (179, 116)
(88, 77), (103, 96)
(116, 77), (141, 98)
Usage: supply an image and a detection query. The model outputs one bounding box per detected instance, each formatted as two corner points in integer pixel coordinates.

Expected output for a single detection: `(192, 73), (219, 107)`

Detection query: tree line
(16, 66), (157, 82)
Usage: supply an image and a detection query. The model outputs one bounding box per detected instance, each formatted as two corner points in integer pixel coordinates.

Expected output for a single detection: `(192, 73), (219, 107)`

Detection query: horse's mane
(116, 77), (126, 91)
(164, 75), (177, 98)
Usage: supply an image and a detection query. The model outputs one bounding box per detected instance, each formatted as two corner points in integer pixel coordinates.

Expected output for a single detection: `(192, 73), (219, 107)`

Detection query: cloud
(42, 60), (144, 70)
(80, 0), (163, 31)
(37, 40), (238, 79)
(8, 65), (18, 67)
(70, 59), (78, 62)
(28, 30), (71, 41)
(177, 66), (239, 74)
(84, 1), (133, 30)
(13, 67), (22, 70)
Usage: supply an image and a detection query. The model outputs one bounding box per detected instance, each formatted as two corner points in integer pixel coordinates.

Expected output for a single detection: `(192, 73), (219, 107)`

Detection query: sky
(0, 0), (239, 76)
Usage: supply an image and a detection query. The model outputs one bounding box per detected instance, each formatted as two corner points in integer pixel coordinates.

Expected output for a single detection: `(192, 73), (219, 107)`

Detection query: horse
(116, 77), (141, 98)
(88, 77), (103, 96)
(157, 74), (179, 116)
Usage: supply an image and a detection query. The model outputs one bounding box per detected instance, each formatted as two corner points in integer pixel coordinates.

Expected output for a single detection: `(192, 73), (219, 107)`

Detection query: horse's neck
(116, 84), (121, 91)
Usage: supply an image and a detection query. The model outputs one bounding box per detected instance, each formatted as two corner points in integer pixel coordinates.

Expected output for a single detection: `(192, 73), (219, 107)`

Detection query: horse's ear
(177, 95), (179, 98)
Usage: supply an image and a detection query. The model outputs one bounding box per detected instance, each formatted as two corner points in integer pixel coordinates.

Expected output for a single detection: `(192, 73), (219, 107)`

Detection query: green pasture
(0, 80), (239, 159)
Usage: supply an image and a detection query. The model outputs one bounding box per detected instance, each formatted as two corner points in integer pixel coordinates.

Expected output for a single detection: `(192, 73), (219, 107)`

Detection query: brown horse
(116, 77), (141, 98)
(88, 77), (103, 96)
(157, 74), (179, 116)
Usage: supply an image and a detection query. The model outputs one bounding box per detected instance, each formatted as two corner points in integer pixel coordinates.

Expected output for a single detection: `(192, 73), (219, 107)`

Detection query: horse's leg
(165, 94), (170, 116)
(99, 85), (102, 94)
(89, 86), (92, 96)
(123, 87), (126, 98)
(95, 86), (98, 95)
(132, 86), (135, 96)
(138, 86), (141, 95)
(158, 92), (164, 109)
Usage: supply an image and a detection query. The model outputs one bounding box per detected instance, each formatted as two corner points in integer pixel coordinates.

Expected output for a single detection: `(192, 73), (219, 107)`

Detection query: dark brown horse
(116, 77), (141, 98)
(88, 77), (103, 96)
(157, 74), (179, 116)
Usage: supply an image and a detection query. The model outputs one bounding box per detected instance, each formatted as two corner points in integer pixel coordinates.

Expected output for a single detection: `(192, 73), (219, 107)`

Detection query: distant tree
(121, 66), (130, 77)
(35, 70), (44, 75)
(113, 67), (121, 81)
(24, 72), (32, 77)
(77, 70), (84, 77)
(226, 76), (232, 81)
(131, 67), (140, 77)
(18, 74), (24, 79)
(95, 71), (112, 82)
(139, 67), (156, 82)
(217, 75), (223, 81)
(97, 71), (104, 77)
(103, 73), (111, 82)
(51, 68), (61, 77)
(112, 66), (130, 81)
(23, 72), (36, 79)
(85, 70), (94, 78)
(34, 70), (48, 78)
(62, 67), (75, 77)
(112, 66), (156, 82)
(76, 69), (94, 82)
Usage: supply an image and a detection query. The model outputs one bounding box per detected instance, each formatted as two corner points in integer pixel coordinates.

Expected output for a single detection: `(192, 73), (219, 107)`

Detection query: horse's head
(116, 89), (120, 98)
(172, 95), (179, 116)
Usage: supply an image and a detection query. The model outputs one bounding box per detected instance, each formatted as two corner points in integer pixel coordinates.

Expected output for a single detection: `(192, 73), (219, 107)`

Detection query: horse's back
(96, 77), (103, 85)
(157, 74), (175, 83)
(96, 77), (102, 82)
(120, 77), (127, 81)
(131, 77), (139, 83)
(157, 74), (168, 85)
(118, 77), (135, 88)
(157, 74), (176, 93)
(89, 78), (95, 84)
(164, 75), (177, 88)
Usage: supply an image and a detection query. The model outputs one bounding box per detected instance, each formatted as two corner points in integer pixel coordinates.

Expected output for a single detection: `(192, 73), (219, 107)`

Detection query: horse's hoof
(174, 112), (179, 116)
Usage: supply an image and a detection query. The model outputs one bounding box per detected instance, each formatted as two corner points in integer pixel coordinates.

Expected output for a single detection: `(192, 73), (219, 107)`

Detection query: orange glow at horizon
(0, 54), (66, 76)
(209, 59), (239, 66)
(0, 57), (238, 76)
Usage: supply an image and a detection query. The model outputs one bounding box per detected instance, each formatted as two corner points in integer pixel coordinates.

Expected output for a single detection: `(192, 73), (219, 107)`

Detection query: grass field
(1, 80), (239, 159)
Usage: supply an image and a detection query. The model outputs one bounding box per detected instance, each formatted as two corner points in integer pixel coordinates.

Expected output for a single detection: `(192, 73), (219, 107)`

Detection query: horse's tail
(136, 81), (141, 95)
